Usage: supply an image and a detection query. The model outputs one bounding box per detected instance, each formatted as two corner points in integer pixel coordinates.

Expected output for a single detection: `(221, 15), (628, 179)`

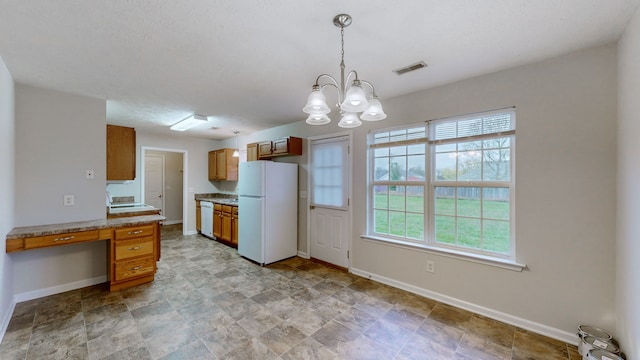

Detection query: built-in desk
(5, 215), (165, 291)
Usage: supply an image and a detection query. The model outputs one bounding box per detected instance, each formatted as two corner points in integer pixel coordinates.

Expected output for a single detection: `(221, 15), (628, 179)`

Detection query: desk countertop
(6, 215), (166, 239)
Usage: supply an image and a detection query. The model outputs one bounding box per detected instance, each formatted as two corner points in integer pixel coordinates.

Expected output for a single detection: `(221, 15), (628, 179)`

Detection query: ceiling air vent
(393, 61), (428, 75)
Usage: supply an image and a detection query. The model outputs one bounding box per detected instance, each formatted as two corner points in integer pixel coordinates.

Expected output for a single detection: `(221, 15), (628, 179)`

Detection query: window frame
(365, 109), (523, 271)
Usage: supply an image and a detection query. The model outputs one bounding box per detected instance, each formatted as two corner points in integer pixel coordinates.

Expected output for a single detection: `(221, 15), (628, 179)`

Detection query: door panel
(310, 135), (350, 268)
(145, 155), (164, 214)
(311, 207), (348, 268)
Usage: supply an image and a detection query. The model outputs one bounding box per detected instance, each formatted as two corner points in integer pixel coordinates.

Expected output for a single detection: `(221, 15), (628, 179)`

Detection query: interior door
(309, 135), (350, 268)
(144, 155), (164, 214)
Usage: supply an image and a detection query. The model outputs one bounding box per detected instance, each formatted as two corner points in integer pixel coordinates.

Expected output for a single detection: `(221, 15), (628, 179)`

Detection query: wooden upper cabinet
(247, 143), (258, 161)
(250, 137), (303, 161)
(272, 137), (302, 155)
(208, 148), (238, 181)
(107, 125), (136, 181)
(258, 141), (273, 159)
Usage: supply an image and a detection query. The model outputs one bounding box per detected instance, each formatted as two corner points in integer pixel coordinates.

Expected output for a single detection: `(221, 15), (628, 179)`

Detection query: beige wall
(616, 4), (640, 359)
(352, 44), (617, 341)
(0, 56), (15, 335)
(12, 84), (108, 296)
(0, 41), (626, 345)
(219, 44), (618, 342)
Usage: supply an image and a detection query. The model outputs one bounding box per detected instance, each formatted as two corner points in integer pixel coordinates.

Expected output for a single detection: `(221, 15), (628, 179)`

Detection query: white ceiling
(0, 1), (637, 140)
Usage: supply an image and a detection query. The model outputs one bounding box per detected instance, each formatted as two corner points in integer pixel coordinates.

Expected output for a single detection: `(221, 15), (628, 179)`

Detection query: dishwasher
(200, 201), (214, 238)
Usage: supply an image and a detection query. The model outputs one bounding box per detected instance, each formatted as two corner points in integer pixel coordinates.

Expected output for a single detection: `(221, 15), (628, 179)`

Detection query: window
(367, 109), (516, 261)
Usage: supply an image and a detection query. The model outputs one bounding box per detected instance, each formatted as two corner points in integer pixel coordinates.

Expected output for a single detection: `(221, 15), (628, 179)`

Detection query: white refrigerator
(238, 161), (298, 265)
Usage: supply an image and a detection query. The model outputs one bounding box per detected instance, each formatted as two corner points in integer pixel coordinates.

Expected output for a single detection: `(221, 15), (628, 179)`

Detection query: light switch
(64, 194), (74, 206)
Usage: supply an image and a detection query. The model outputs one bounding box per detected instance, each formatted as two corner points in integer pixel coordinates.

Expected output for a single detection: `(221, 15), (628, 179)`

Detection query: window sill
(360, 235), (527, 272)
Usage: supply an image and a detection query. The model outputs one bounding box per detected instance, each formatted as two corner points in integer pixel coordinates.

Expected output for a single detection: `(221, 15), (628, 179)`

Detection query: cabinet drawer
(222, 205), (232, 213)
(232, 206), (238, 216)
(115, 224), (154, 240)
(24, 230), (100, 250)
(114, 238), (154, 260)
(114, 256), (155, 281)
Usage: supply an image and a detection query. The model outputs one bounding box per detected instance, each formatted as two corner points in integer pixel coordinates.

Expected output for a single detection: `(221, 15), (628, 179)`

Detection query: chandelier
(303, 14), (387, 128)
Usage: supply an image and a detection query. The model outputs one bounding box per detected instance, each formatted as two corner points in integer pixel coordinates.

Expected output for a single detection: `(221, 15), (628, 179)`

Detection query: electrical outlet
(63, 194), (74, 206)
(426, 260), (435, 273)
(86, 169), (94, 179)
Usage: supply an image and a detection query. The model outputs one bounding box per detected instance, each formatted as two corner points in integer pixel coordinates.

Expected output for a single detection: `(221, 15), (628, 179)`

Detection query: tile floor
(0, 224), (581, 360)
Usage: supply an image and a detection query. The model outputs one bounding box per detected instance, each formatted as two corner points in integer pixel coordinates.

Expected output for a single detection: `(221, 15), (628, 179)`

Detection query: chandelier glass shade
(303, 14), (387, 128)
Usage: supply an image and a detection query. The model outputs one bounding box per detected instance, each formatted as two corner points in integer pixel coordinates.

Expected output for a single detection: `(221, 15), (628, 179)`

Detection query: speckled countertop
(194, 193), (238, 205)
(6, 215), (165, 239)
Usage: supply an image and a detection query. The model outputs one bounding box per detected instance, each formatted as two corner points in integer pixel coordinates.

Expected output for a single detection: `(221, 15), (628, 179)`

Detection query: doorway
(307, 133), (352, 269)
(145, 154), (165, 217)
(141, 147), (188, 234)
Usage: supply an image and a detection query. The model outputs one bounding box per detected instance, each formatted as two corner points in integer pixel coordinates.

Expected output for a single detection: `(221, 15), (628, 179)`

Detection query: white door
(309, 135), (350, 268)
(145, 155), (164, 214)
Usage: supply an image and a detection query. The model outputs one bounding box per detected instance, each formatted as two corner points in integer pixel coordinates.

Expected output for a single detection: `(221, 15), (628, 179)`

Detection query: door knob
(310, 205), (315, 210)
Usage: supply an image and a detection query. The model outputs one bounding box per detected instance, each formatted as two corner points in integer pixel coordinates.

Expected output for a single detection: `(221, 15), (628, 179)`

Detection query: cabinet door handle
(54, 236), (75, 242)
(127, 230), (143, 235)
(128, 246), (143, 250)
(129, 266), (142, 271)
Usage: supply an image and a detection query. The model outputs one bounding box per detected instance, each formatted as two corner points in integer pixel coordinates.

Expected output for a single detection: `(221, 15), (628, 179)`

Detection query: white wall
(0, 56), (15, 338)
(616, 4), (640, 359)
(12, 84), (108, 295)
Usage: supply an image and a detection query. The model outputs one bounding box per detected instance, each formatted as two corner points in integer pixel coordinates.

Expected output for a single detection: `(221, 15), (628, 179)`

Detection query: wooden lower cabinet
(231, 206), (238, 246)
(24, 230), (100, 250)
(221, 205), (232, 243)
(110, 224), (157, 291)
(6, 219), (162, 292)
(196, 200), (201, 232)
(107, 210), (161, 219)
(208, 203), (238, 248)
(213, 204), (223, 239)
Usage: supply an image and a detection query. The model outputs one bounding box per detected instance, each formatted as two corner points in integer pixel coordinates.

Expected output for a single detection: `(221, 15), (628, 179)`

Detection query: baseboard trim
(185, 230), (198, 236)
(0, 299), (16, 345)
(13, 275), (108, 303)
(297, 251), (310, 259)
(349, 266), (578, 346)
(162, 220), (182, 225)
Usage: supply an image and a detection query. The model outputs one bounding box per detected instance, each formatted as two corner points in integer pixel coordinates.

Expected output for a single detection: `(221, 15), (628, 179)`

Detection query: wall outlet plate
(63, 194), (74, 206)
(426, 260), (435, 273)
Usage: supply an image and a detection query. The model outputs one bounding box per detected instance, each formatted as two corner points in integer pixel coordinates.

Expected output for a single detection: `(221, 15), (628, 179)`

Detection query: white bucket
(579, 336), (620, 360)
(587, 348), (624, 360)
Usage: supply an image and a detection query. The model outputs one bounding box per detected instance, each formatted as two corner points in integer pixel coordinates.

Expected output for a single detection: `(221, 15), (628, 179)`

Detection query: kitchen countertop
(6, 215), (165, 239)
(194, 193), (238, 206)
(197, 198), (239, 205)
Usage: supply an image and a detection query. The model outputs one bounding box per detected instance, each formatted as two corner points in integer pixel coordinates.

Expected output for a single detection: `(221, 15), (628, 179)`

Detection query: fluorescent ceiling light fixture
(170, 114), (208, 131)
